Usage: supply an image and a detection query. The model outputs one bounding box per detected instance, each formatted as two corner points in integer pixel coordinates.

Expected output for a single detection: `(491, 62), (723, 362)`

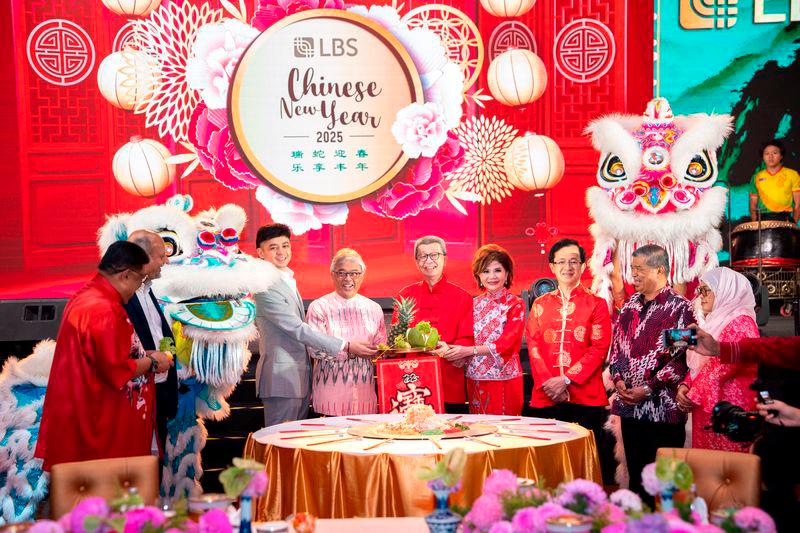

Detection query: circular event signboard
(230, 10), (423, 203)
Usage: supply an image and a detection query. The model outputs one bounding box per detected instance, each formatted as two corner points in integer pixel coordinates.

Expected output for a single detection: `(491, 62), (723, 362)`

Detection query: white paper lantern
(504, 133), (565, 193)
(101, 0), (162, 17)
(113, 136), (176, 198)
(97, 50), (158, 110)
(487, 49), (547, 107)
(480, 0), (537, 18)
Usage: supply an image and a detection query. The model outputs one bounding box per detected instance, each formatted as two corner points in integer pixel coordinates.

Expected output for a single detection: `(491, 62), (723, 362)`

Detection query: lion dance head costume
(98, 195), (279, 497)
(585, 98), (733, 308)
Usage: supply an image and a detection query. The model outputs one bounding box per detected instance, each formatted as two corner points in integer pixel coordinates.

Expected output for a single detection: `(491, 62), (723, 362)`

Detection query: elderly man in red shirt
(395, 235), (474, 413)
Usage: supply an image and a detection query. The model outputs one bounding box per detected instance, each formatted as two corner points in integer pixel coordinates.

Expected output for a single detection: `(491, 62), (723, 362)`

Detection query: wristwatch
(642, 384), (653, 398)
(563, 376), (571, 386)
(473, 346), (478, 357)
(147, 354), (159, 373)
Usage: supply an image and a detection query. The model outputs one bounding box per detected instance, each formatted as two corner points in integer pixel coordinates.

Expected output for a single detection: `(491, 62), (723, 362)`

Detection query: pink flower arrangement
(641, 462), (667, 496)
(187, 103), (262, 190)
(255, 186), (349, 235)
(252, 0), (347, 32)
(482, 469), (518, 497)
(464, 494), (506, 531)
(70, 497), (109, 533)
(186, 20), (259, 109)
(123, 507), (167, 533)
(509, 503), (573, 533)
(610, 489), (643, 512)
(727, 507), (776, 533)
(391, 102), (449, 158)
(198, 508), (232, 533)
(29, 521), (65, 533)
(361, 130), (464, 220)
(556, 478), (608, 514)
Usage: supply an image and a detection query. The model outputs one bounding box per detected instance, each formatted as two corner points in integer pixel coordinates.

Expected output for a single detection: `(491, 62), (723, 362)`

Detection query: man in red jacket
(395, 235), (474, 413)
(526, 239), (612, 480)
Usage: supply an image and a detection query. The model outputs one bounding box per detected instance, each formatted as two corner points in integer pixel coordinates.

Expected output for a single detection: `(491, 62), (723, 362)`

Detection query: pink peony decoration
(252, 0), (347, 32)
(242, 471), (269, 497)
(255, 186), (349, 235)
(556, 479), (607, 513)
(599, 503), (627, 525)
(391, 102), (449, 158)
(186, 20), (259, 109)
(481, 469), (518, 497)
(198, 509), (232, 533)
(600, 523), (628, 533)
(188, 103), (262, 190)
(70, 497), (110, 533)
(361, 131), (464, 220)
(465, 494), (505, 531)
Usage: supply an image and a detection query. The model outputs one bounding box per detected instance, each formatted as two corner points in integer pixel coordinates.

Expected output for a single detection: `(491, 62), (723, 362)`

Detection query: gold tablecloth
(243, 414), (601, 521)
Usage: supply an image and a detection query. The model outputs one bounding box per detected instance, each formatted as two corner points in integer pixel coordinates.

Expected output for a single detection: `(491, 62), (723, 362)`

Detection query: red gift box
(376, 355), (445, 414)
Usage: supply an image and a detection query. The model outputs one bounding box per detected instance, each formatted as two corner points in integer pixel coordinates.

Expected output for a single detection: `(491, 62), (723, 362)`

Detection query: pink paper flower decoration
(255, 186), (349, 235)
(482, 469), (518, 497)
(123, 507), (166, 533)
(70, 497), (109, 533)
(733, 507), (777, 533)
(199, 509), (232, 533)
(188, 103), (262, 190)
(465, 494), (505, 532)
(252, 0), (347, 32)
(361, 131), (464, 220)
(186, 20), (259, 109)
(391, 102), (449, 158)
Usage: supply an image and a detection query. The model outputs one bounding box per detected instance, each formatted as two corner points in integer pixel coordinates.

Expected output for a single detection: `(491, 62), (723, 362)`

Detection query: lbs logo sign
(293, 36), (358, 58)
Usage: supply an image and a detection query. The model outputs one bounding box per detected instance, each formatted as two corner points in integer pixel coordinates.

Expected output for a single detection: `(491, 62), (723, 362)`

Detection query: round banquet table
(244, 414), (601, 521)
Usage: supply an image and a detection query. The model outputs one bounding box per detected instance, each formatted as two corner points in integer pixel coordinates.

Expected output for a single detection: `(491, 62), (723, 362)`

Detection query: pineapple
(389, 296), (417, 346)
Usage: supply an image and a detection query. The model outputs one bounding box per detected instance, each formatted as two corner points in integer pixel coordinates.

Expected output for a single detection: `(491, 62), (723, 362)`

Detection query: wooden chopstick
(301, 423), (329, 427)
(532, 429), (571, 434)
(279, 428), (338, 433)
(428, 436), (442, 450)
(468, 436), (501, 447)
(346, 417), (374, 423)
(449, 415), (463, 421)
(307, 436), (359, 447)
(363, 439), (394, 451)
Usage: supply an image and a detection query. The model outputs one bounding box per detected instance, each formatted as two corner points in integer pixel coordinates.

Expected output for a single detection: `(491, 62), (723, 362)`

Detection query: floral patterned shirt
(609, 286), (696, 423)
(467, 289), (525, 381)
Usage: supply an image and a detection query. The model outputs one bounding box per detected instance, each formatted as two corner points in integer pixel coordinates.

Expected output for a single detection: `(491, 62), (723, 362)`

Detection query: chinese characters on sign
(377, 356), (445, 414)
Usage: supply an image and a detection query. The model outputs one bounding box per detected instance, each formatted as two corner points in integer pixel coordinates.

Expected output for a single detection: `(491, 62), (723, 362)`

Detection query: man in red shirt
(395, 235), (474, 412)
(36, 242), (173, 470)
(526, 239), (612, 480)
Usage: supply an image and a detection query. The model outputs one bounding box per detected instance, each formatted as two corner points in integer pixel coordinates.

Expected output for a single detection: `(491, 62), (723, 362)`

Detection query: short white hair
(330, 248), (366, 272)
(413, 235), (446, 257)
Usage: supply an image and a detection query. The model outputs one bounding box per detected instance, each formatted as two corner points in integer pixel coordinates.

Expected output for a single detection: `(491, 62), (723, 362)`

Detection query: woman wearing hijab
(676, 267), (760, 450)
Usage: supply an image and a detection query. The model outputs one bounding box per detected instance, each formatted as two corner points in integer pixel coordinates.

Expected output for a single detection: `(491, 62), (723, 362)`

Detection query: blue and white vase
(239, 494), (252, 533)
(425, 487), (461, 533)
(659, 487), (676, 512)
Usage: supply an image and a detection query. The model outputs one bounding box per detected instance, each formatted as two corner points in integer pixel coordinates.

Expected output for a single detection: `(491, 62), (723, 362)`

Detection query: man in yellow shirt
(749, 139), (800, 224)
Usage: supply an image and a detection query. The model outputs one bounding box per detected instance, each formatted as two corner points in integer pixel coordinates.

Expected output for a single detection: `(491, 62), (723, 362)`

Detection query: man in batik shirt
(527, 239), (612, 476)
(609, 244), (696, 504)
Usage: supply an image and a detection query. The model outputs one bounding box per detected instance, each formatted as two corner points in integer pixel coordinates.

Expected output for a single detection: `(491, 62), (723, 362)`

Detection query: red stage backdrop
(0, 0), (653, 300)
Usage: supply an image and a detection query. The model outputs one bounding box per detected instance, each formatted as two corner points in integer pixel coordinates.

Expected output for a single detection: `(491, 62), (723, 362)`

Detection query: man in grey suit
(253, 224), (377, 426)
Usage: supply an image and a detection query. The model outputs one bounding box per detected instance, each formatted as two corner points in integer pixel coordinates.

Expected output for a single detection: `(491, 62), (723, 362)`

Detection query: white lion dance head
(98, 194), (279, 497)
(585, 98), (733, 307)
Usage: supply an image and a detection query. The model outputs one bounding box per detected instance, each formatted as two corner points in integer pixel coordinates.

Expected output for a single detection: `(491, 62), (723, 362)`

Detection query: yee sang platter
(348, 405), (498, 440)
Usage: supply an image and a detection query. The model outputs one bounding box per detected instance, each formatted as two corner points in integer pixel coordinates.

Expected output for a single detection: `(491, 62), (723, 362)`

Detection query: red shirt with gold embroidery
(396, 275), (474, 403)
(526, 284), (612, 407)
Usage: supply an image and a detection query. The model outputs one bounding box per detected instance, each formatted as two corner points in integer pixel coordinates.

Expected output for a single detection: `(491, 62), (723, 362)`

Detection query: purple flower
(627, 513), (669, 533)
(556, 479), (607, 514)
(29, 520), (65, 533)
(488, 521), (514, 533)
(464, 494), (504, 531)
(199, 508), (232, 533)
(123, 507), (166, 533)
(482, 469), (518, 497)
(70, 497), (110, 533)
(610, 489), (643, 512)
(733, 507), (776, 533)
(641, 463), (666, 496)
(242, 471), (268, 497)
